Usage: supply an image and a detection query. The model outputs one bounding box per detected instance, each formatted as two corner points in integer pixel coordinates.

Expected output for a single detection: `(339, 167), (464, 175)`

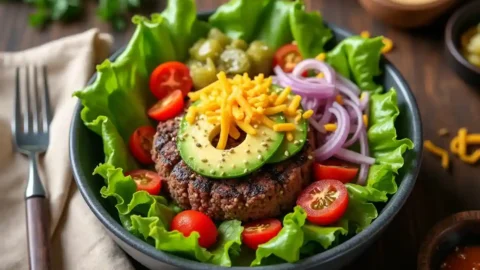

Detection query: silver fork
(12, 66), (52, 270)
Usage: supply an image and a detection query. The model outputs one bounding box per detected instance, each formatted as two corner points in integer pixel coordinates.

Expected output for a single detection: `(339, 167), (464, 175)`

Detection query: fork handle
(26, 196), (51, 270)
(25, 153), (50, 270)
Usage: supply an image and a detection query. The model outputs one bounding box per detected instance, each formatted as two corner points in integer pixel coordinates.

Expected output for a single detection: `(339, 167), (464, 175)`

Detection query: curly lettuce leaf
(96, 162), (242, 265)
(210, 220), (244, 266)
(302, 219), (348, 250)
(161, 0), (210, 61)
(251, 206), (306, 266)
(327, 36), (384, 93)
(289, 1), (332, 57)
(208, 0), (270, 41)
(209, 0), (331, 55)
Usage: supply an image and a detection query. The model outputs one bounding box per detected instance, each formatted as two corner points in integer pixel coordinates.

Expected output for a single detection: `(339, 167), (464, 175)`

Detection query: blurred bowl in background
(359, 0), (456, 28)
(445, 0), (480, 86)
(418, 211), (480, 270)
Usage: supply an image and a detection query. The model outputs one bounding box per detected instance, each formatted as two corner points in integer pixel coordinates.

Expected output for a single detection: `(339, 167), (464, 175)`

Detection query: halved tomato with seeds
(129, 126), (156, 164)
(126, 170), (162, 195)
(242, 218), (282, 250)
(296, 180), (348, 226)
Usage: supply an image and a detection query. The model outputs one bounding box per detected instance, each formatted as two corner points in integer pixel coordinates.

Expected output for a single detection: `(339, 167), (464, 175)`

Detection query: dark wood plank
(2, 0), (480, 269)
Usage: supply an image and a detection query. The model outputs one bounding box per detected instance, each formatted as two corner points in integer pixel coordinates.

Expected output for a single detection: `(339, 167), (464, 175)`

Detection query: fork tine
(25, 66), (32, 133)
(32, 66), (39, 134)
(14, 67), (22, 135)
(41, 66), (51, 131)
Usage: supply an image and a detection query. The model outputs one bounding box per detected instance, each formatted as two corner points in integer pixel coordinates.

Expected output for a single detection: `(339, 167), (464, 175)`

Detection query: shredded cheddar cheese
(363, 114), (368, 127)
(336, 95), (344, 105)
(424, 140), (450, 169)
(360, 30), (371, 39)
(273, 123), (296, 132)
(302, 110), (314, 119)
(187, 71), (310, 149)
(382, 37), (394, 54)
(316, 73), (324, 79)
(450, 128), (480, 164)
(315, 53), (326, 61)
(324, 123), (337, 132)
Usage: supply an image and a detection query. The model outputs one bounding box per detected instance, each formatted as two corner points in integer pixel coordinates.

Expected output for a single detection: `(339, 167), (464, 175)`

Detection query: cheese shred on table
(425, 128), (480, 169)
(424, 140), (450, 169)
(187, 71), (312, 150)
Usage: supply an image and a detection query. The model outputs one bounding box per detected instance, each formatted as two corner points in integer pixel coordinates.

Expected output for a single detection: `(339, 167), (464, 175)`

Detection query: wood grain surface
(2, 0), (480, 269)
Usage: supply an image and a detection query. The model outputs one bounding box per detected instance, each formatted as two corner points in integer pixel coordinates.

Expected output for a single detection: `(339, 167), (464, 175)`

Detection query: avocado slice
(267, 85), (308, 163)
(177, 114), (285, 179)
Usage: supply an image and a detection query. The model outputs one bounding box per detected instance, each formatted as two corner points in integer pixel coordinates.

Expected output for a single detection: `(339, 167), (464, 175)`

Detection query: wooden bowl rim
(417, 211), (480, 270)
(369, 0), (455, 11)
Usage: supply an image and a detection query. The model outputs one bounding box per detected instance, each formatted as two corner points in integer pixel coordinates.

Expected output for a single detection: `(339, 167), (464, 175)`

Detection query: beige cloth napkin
(0, 29), (134, 270)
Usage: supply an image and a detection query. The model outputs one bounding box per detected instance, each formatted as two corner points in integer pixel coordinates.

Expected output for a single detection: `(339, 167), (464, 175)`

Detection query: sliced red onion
(292, 59), (335, 83)
(304, 77), (328, 84)
(309, 118), (325, 133)
(337, 84), (360, 105)
(314, 103), (350, 161)
(274, 66), (335, 98)
(343, 99), (363, 147)
(334, 148), (375, 165)
(356, 129), (371, 185)
(336, 74), (360, 95)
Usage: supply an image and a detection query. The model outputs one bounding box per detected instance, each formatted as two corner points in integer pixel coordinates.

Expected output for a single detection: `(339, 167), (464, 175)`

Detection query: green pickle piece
(208, 28), (231, 48)
(188, 58), (217, 89)
(228, 39), (248, 50)
(218, 48), (251, 75)
(189, 38), (223, 62)
(247, 40), (274, 76)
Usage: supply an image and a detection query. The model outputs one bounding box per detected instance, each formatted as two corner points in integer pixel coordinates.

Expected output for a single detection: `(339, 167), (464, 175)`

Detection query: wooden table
(2, 0), (479, 269)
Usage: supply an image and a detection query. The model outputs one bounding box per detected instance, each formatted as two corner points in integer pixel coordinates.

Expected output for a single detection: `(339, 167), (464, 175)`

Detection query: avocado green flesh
(177, 114), (285, 179)
(266, 84), (308, 163)
(267, 114), (308, 163)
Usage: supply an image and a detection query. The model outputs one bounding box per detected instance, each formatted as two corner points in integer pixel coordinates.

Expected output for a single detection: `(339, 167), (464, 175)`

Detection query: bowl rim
(369, 0), (454, 11)
(69, 15), (423, 270)
(445, 0), (480, 74)
(417, 211), (480, 270)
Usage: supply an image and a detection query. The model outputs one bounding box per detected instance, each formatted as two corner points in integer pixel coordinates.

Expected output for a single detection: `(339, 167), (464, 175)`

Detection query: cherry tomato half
(314, 159), (359, 184)
(148, 90), (185, 121)
(273, 43), (303, 73)
(129, 126), (156, 165)
(170, 210), (218, 248)
(149, 61), (193, 100)
(296, 180), (349, 226)
(126, 170), (162, 195)
(242, 218), (282, 250)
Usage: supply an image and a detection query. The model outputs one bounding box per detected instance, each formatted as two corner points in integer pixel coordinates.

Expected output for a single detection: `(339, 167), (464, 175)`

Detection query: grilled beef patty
(151, 116), (314, 221)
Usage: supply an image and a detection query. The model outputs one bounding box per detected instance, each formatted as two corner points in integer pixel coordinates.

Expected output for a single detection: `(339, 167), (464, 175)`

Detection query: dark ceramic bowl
(418, 211), (480, 270)
(69, 12), (423, 270)
(445, 0), (480, 86)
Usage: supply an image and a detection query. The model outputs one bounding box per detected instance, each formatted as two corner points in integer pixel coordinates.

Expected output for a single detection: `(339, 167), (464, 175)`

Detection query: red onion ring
(337, 84), (360, 105)
(314, 102), (350, 161)
(343, 99), (363, 147)
(336, 73), (360, 95)
(356, 129), (371, 185)
(274, 66), (336, 98)
(334, 148), (375, 165)
(292, 59), (335, 83)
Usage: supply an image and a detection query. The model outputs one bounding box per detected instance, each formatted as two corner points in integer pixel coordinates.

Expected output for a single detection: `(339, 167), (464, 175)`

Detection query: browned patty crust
(152, 116), (314, 221)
